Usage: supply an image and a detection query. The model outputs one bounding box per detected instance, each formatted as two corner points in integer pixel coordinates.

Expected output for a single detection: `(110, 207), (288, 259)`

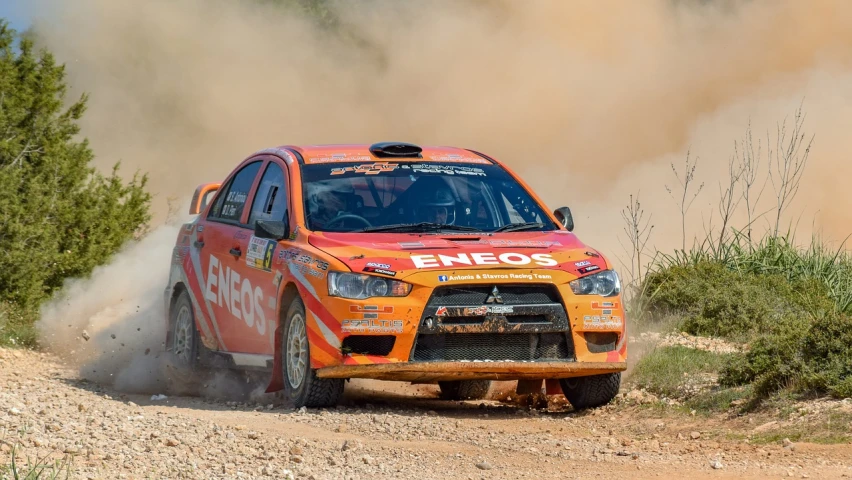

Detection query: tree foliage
(0, 20), (151, 330)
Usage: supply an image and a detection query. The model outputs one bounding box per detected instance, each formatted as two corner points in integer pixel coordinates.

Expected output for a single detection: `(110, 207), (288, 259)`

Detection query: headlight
(328, 272), (412, 299)
(569, 270), (621, 297)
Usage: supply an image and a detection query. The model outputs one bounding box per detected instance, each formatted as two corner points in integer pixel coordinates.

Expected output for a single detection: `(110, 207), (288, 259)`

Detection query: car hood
(307, 231), (610, 279)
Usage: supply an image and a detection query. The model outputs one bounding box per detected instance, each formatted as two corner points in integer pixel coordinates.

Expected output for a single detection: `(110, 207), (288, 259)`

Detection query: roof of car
(279, 143), (496, 165)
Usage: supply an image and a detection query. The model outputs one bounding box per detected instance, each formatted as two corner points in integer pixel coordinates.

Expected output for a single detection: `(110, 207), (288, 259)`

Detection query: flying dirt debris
(163, 142), (626, 409)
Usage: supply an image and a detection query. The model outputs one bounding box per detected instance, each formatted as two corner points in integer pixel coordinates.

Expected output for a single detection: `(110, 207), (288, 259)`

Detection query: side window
(248, 162), (288, 226)
(209, 161), (262, 223)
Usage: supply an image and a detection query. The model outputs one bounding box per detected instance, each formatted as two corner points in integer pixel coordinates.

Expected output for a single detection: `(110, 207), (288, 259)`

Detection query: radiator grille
(411, 332), (573, 362)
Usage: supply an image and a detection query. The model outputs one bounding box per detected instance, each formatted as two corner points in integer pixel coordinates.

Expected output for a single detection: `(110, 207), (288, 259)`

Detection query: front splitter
(316, 361), (626, 382)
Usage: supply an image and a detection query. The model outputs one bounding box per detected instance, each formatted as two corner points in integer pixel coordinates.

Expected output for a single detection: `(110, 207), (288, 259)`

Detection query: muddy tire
(282, 298), (345, 408)
(164, 289), (204, 392)
(438, 380), (492, 400)
(559, 373), (621, 410)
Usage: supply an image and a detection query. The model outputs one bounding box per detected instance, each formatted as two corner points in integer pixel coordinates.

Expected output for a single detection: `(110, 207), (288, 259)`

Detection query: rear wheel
(438, 380), (492, 400)
(559, 373), (621, 410)
(282, 298), (345, 408)
(164, 289), (204, 392)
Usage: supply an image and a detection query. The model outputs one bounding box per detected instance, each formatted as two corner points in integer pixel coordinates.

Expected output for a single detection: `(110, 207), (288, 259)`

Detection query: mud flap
(265, 323), (285, 393)
(516, 379), (543, 395)
(545, 379), (561, 395)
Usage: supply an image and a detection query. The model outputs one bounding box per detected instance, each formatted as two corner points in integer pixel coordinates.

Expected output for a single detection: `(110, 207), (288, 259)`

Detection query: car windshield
(301, 161), (559, 233)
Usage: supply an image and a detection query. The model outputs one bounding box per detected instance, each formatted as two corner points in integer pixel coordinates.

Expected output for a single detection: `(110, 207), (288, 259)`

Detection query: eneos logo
(411, 252), (557, 269)
(204, 255), (267, 335)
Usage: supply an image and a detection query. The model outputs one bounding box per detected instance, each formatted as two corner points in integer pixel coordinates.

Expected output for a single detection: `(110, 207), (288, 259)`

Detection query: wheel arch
(266, 282), (301, 393)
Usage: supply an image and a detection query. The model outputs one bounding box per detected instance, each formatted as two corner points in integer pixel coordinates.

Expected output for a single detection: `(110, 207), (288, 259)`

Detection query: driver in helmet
(310, 180), (355, 229)
(417, 187), (456, 224)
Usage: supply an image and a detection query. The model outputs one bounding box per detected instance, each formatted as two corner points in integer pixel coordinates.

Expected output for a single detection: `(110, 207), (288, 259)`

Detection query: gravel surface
(2, 347), (851, 479)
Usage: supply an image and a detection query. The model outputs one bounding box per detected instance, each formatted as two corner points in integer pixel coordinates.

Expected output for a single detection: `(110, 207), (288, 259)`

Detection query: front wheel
(282, 298), (345, 408)
(438, 380), (492, 400)
(559, 373), (621, 410)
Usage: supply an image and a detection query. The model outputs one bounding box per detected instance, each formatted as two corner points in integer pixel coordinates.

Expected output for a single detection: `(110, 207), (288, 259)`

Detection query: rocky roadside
(2, 347), (852, 480)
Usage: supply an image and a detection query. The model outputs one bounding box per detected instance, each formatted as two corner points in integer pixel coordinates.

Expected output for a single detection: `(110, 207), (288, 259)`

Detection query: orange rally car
(164, 142), (627, 409)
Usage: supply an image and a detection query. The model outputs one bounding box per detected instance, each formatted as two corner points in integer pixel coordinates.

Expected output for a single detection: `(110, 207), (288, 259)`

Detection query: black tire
(282, 298), (345, 408)
(164, 289), (204, 392)
(559, 373), (621, 410)
(438, 380), (492, 400)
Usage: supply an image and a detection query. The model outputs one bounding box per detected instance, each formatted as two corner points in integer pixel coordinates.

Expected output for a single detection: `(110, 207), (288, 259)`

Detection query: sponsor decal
(363, 265), (396, 277)
(574, 260), (592, 267)
(365, 262), (391, 269)
(591, 301), (620, 309)
(426, 154), (491, 164)
(245, 236), (276, 272)
(276, 248), (328, 277)
(288, 226), (299, 241)
(349, 305), (394, 314)
(330, 162), (398, 175)
(398, 241), (426, 249)
(273, 270), (283, 287)
(399, 164), (486, 177)
(578, 265), (601, 274)
(197, 225), (204, 233)
(411, 252), (557, 269)
(234, 230), (249, 240)
(436, 272), (552, 282)
(582, 315), (623, 330)
(435, 305), (515, 316)
(341, 319), (404, 333)
(308, 153), (373, 164)
(204, 255), (268, 335)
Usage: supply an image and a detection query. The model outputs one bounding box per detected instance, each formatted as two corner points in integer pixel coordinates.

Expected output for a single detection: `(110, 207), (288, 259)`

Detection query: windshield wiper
(493, 222), (546, 232)
(358, 222), (480, 233)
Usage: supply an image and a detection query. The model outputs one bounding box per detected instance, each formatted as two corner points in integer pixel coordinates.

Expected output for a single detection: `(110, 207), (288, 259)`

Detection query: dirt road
(1, 347), (851, 479)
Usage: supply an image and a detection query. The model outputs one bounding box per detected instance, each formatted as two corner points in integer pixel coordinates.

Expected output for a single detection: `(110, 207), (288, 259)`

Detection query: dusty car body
(164, 142), (626, 408)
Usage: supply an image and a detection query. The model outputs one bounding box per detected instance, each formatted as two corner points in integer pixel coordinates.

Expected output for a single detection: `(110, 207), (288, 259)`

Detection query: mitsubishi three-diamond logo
(485, 286), (504, 304)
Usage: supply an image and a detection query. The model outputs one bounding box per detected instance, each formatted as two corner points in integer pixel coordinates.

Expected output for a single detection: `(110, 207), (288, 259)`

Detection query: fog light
(424, 317), (434, 329)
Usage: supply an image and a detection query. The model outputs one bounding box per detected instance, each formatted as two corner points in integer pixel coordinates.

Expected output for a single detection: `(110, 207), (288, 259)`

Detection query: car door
(240, 159), (292, 355)
(197, 159), (264, 353)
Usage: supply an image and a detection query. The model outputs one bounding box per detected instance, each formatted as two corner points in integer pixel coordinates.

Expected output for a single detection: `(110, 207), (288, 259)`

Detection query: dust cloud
(21, 0), (852, 394)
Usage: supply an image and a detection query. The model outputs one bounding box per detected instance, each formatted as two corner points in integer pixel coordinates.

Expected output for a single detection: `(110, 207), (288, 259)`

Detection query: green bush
(0, 20), (151, 340)
(719, 313), (852, 400)
(642, 261), (834, 340)
(801, 315), (852, 398)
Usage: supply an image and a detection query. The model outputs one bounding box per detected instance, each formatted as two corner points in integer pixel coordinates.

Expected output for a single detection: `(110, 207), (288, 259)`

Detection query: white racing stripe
(310, 310), (341, 350)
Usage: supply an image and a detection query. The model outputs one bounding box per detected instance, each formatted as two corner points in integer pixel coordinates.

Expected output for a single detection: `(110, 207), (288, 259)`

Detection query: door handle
(229, 247), (242, 257)
(193, 240), (204, 248)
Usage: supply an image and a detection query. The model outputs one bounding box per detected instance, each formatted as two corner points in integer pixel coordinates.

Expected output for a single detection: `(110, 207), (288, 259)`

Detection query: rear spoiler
(189, 183), (221, 215)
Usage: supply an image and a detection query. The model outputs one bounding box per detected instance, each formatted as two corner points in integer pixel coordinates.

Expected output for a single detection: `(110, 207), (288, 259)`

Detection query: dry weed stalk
(619, 192), (654, 286)
(768, 104), (813, 239)
(665, 149), (704, 251)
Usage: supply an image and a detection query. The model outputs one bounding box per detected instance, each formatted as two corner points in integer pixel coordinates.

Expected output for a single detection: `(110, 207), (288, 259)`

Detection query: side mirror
(189, 183), (221, 215)
(553, 206), (574, 232)
(254, 219), (290, 241)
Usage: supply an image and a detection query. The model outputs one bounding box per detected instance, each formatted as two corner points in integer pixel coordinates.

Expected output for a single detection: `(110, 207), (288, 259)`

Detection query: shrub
(720, 313), (852, 400)
(0, 20), (151, 340)
(642, 261), (834, 340)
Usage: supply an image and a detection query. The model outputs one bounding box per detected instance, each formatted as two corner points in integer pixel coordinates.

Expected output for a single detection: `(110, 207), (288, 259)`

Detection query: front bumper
(316, 360), (627, 382)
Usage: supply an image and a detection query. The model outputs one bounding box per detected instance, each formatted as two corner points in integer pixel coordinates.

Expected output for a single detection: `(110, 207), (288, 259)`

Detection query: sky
(0, 1), (31, 32)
